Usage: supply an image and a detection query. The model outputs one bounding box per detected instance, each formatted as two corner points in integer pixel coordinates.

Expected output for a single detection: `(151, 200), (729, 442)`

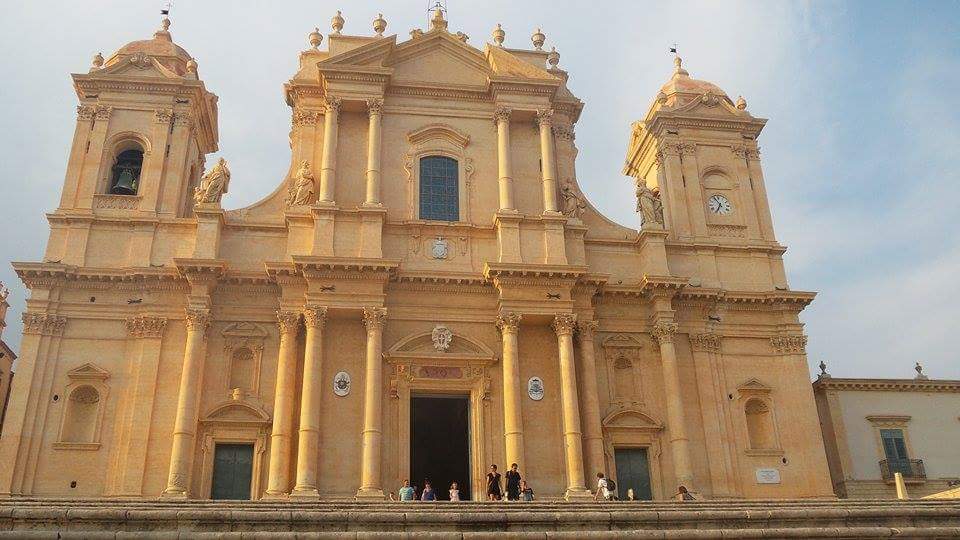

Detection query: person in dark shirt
(421, 481), (437, 501)
(486, 464), (503, 501)
(505, 463), (522, 501)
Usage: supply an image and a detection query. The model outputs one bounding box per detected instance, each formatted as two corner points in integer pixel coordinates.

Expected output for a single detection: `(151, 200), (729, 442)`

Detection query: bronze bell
(111, 168), (138, 195)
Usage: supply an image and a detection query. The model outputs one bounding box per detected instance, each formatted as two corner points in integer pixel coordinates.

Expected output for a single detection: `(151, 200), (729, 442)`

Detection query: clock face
(708, 194), (732, 215)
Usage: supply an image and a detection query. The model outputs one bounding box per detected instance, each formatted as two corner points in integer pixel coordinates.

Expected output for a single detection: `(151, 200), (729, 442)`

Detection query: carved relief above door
(221, 322), (267, 401)
(601, 334), (646, 410)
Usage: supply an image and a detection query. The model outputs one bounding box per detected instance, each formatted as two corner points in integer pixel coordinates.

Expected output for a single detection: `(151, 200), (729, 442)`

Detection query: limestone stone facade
(813, 372), (960, 499)
(0, 10), (834, 500)
(0, 283), (15, 436)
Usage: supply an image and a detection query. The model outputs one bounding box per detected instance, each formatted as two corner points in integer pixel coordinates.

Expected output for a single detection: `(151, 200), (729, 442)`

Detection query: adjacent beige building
(0, 9), (834, 501)
(0, 284), (15, 436)
(813, 368), (960, 498)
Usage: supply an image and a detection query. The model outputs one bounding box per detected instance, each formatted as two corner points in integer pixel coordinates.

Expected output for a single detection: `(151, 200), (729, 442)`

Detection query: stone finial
(331, 10), (344, 35)
(914, 361), (928, 380)
(546, 46), (560, 68)
(531, 28), (545, 50)
(160, 17), (171, 32)
(309, 27), (323, 48)
(674, 55), (689, 76)
(736, 95), (747, 110)
(430, 6), (448, 31)
(492, 23), (505, 47)
(373, 13), (387, 36)
(91, 52), (104, 70)
(818, 360), (831, 378)
(186, 58), (198, 75)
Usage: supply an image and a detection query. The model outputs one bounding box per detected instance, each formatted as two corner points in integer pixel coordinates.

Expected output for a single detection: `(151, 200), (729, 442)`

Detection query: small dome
(105, 18), (193, 75)
(658, 57), (728, 100)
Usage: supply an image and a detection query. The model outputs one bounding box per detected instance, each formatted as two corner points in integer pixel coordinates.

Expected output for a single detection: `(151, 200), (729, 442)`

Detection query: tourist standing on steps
(397, 479), (415, 501)
(674, 485), (696, 501)
(594, 473), (613, 501)
(520, 480), (535, 501)
(486, 464), (503, 501)
(421, 481), (437, 501)
(505, 463), (522, 501)
(449, 482), (461, 501)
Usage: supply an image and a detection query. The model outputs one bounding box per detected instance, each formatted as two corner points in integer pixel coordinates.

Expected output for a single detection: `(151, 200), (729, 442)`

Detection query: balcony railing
(879, 458), (926, 482)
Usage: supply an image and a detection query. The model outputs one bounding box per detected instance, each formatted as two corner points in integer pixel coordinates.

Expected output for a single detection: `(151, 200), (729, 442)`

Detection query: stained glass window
(419, 156), (459, 222)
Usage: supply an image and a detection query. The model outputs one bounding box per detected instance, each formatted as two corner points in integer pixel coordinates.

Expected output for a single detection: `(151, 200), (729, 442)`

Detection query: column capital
(276, 309), (302, 336)
(94, 105), (113, 121)
(552, 313), (578, 336)
(362, 307), (387, 332)
(126, 315), (168, 339)
(324, 95), (342, 115)
(292, 108), (321, 126)
(76, 105), (96, 122)
(184, 309), (211, 334)
(302, 306), (328, 329)
(496, 312), (522, 334)
(552, 123), (575, 142)
(535, 108), (554, 126)
(21, 312), (67, 336)
(651, 321), (679, 344)
(366, 98), (384, 116)
(770, 333), (807, 354)
(494, 106), (512, 124)
(691, 332), (722, 353)
(575, 319), (598, 341)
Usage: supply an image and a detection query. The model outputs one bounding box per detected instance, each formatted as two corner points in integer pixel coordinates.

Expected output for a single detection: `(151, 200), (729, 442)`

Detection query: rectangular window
(419, 156), (459, 222)
(880, 428), (909, 461)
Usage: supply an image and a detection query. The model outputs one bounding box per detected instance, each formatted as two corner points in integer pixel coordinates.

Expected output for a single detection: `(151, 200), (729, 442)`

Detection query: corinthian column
(652, 320), (695, 489)
(292, 306), (327, 498)
(265, 310), (302, 497)
(494, 106), (515, 211)
(318, 96), (341, 204)
(496, 312), (525, 470)
(553, 314), (591, 499)
(536, 108), (559, 214)
(163, 309), (210, 497)
(357, 307), (386, 499)
(364, 99), (384, 206)
(576, 319), (605, 480)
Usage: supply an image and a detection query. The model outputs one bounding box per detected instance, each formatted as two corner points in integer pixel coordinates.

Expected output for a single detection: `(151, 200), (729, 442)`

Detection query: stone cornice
(174, 258), (227, 285)
(483, 263), (587, 282)
(292, 256), (400, 281)
(813, 377), (960, 394)
(13, 262), (183, 291)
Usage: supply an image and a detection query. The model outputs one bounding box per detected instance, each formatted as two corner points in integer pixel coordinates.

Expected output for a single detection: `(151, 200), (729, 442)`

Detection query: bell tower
(624, 57), (787, 290)
(49, 16), (219, 266)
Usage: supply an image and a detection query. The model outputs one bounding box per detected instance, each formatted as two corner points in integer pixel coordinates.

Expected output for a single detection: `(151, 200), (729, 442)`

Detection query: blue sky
(0, 1), (957, 379)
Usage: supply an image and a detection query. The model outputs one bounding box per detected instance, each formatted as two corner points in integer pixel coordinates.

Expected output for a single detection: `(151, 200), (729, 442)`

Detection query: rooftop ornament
(818, 361), (830, 378)
(531, 28), (545, 50)
(492, 23), (505, 47)
(309, 27), (323, 49)
(373, 13), (387, 36)
(736, 95), (747, 110)
(91, 52), (104, 70)
(914, 361), (928, 380)
(186, 58), (198, 77)
(331, 10), (344, 35)
(547, 46), (560, 68)
(674, 55), (689, 76)
(430, 5), (448, 31)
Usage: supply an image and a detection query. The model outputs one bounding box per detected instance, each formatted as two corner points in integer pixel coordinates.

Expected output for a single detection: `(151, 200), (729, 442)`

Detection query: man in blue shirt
(397, 479), (415, 501)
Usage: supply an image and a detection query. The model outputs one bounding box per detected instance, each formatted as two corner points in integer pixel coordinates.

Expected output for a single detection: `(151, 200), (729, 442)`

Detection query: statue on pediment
(560, 179), (586, 219)
(288, 160), (315, 206)
(194, 158), (230, 205)
(636, 179), (664, 228)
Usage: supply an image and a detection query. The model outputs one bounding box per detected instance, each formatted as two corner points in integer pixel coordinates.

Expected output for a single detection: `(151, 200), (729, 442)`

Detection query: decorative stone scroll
(770, 334), (807, 354)
(690, 333), (722, 353)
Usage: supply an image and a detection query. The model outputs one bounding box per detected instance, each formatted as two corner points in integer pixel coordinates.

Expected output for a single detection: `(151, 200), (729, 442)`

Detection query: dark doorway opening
(410, 394), (470, 500)
(211, 443), (254, 500)
(614, 447), (653, 500)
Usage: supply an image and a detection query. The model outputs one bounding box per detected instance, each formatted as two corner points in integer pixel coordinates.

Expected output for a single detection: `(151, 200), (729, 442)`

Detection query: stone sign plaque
(755, 468), (781, 484)
(527, 377), (544, 401)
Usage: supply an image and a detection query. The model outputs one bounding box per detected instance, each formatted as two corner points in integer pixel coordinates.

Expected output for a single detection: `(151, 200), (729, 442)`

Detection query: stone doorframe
(385, 332), (496, 502)
(196, 400), (271, 499)
(602, 408), (665, 500)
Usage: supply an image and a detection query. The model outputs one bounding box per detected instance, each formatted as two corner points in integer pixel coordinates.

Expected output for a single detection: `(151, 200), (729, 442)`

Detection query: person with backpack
(594, 472), (616, 501)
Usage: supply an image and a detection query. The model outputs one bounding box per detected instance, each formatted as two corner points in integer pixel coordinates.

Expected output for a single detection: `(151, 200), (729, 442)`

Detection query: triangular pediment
(319, 36), (397, 68)
(388, 330), (494, 357)
(67, 362), (110, 381)
(668, 93), (749, 119)
(485, 45), (557, 81)
(602, 334), (644, 350)
(202, 401), (270, 424)
(96, 56), (182, 80)
(222, 321), (268, 339)
(386, 33), (491, 87)
(737, 378), (773, 397)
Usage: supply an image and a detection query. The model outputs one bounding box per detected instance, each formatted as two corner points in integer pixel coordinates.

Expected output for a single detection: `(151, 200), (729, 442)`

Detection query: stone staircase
(1, 498), (959, 538)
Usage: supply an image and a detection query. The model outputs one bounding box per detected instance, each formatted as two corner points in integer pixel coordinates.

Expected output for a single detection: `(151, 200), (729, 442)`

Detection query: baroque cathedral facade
(0, 9), (834, 501)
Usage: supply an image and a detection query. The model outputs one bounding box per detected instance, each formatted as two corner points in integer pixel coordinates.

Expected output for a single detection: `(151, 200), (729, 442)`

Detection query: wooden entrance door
(211, 443), (254, 500)
(614, 447), (653, 500)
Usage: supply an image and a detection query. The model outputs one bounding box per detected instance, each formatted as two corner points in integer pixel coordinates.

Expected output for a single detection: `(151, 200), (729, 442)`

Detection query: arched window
(744, 398), (775, 450)
(60, 385), (100, 443)
(109, 148), (144, 195)
(419, 156), (459, 221)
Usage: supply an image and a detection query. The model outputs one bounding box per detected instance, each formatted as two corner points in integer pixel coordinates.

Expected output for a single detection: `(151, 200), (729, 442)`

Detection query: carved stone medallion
(333, 371), (351, 397)
(431, 324), (453, 352)
(527, 377), (544, 401)
(431, 237), (449, 259)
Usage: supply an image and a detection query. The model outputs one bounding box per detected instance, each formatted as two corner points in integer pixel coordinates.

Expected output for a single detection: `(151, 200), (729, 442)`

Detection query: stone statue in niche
(288, 160), (316, 206)
(193, 157), (230, 205)
(636, 179), (664, 228)
(431, 324), (453, 352)
(560, 179), (586, 219)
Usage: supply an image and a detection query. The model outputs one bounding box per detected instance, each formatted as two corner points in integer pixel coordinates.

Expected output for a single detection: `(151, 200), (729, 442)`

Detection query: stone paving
(1, 498), (959, 538)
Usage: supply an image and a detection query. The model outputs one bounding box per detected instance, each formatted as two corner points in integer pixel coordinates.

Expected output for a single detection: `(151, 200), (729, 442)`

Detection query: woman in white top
(449, 482), (460, 501)
(594, 472), (612, 501)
